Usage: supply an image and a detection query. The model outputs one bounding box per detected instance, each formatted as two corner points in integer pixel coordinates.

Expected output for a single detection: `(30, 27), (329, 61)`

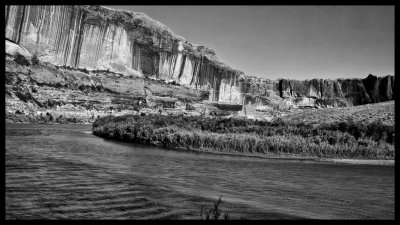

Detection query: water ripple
(6, 124), (394, 219)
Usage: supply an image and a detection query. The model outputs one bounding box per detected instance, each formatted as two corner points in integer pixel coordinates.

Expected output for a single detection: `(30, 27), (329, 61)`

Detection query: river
(5, 124), (394, 219)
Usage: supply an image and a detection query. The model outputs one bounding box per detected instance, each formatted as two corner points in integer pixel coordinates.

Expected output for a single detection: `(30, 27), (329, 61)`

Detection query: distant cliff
(240, 75), (394, 108)
(5, 5), (394, 109)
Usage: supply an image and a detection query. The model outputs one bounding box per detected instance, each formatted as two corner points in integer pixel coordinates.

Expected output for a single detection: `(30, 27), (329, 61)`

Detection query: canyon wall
(5, 5), (243, 104)
(5, 5), (394, 109)
(239, 75), (394, 108)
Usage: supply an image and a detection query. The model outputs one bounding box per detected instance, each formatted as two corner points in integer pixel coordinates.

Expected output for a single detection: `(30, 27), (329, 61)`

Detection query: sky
(106, 5), (394, 80)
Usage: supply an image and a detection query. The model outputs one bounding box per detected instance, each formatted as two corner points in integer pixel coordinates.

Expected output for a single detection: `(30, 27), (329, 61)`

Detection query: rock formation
(5, 5), (395, 115)
(5, 5), (243, 104)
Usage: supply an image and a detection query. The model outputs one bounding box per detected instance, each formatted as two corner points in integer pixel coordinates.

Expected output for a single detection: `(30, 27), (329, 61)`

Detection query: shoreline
(158, 145), (395, 166)
(319, 158), (395, 165)
(6, 122), (395, 165)
(99, 134), (395, 166)
(6, 121), (93, 125)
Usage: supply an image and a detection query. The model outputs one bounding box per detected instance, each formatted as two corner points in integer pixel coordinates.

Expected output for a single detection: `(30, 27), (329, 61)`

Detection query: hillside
(280, 101), (395, 126)
(5, 54), (209, 124)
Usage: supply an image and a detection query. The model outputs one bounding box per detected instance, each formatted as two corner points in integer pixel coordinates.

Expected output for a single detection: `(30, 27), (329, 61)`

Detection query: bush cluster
(13, 53), (30, 66)
(31, 54), (40, 65)
(92, 114), (394, 159)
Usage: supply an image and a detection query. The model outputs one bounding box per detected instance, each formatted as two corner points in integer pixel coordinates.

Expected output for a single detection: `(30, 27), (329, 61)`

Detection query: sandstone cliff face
(255, 76), (394, 108)
(236, 74), (394, 109)
(5, 5), (243, 104)
(6, 5), (394, 110)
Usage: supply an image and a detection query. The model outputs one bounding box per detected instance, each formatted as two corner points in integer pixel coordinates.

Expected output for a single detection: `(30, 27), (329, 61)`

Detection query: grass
(92, 113), (394, 159)
(282, 101), (395, 126)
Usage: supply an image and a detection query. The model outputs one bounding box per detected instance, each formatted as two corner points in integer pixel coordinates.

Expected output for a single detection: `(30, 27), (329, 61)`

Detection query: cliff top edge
(82, 5), (243, 75)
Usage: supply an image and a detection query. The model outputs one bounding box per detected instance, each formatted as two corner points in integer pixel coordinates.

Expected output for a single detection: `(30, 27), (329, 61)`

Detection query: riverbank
(5, 112), (92, 124)
(92, 114), (395, 160)
(5, 121), (393, 165)
(146, 144), (395, 166)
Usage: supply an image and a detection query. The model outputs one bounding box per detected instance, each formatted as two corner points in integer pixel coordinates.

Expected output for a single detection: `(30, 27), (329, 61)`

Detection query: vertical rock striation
(5, 5), (244, 104)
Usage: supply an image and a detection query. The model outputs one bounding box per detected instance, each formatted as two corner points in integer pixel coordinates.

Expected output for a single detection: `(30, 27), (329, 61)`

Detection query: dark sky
(106, 5), (394, 80)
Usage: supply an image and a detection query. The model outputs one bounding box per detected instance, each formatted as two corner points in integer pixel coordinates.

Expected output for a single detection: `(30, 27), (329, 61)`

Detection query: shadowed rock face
(5, 5), (394, 109)
(378, 75), (394, 101)
(362, 74), (394, 103)
(362, 74), (380, 103)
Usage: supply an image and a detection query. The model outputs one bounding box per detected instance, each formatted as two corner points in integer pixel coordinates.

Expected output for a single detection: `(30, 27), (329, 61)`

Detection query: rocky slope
(5, 42), (211, 123)
(5, 5), (395, 121)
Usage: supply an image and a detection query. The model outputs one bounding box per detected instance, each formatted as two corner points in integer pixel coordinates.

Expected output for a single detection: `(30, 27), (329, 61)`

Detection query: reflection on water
(6, 124), (394, 219)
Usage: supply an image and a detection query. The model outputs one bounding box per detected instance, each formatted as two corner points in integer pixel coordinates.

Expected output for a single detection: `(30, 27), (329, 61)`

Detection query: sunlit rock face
(5, 5), (244, 104)
(6, 40), (32, 61)
(5, 5), (394, 108)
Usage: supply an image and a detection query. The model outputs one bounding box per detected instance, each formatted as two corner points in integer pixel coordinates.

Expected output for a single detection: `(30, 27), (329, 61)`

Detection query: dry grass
(280, 101), (394, 127)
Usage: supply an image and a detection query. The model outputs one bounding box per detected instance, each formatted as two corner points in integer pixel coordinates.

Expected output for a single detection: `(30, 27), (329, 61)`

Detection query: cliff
(5, 5), (395, 113)
(239, 75), (394, 109)
(5, 5), (243, 104)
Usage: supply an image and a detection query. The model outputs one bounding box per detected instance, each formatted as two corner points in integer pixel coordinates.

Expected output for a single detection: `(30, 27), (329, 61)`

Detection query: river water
(5, 124), (394, 219)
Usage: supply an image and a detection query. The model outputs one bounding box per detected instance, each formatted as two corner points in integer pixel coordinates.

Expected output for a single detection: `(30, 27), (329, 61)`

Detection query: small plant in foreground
(200, 196), (229, 220)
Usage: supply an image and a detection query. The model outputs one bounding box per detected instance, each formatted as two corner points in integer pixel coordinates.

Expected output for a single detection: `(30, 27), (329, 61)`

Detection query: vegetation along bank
(92, 114), (394, 160)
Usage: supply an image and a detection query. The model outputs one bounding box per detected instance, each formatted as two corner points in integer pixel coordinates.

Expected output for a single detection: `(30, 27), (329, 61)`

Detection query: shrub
(31, 86), (38, 93)
(200, 90), (210, 100)
(91, 114), (394, 159)
(14, 53), (30, 66)
(200, 196), (229, 220)
(154, 119), (166, 127)
(31, 54), (39, 65)
(79, 67), (89, 74)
